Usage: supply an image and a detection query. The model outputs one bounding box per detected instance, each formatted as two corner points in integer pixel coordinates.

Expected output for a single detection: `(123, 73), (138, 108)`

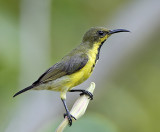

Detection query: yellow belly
(67, 58), (93, 90)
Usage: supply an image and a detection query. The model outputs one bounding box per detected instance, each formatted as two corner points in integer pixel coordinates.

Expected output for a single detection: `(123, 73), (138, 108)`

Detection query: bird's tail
(13, 85), (34, 97)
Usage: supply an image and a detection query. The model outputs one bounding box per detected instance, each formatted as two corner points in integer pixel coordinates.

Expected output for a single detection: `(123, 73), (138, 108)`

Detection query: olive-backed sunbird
(13, 27), (130, 126)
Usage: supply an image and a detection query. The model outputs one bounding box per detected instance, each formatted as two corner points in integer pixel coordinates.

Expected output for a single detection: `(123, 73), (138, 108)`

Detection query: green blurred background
(0, 0), (160, 132)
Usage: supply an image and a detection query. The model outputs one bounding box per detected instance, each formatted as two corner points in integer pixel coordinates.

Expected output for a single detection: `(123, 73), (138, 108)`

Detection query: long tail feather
(13, 85), (34, 97)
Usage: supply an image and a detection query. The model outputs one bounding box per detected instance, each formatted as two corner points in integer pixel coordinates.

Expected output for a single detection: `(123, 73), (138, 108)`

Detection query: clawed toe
(64, 113), (76, 126)
(80, 90), (93, 100)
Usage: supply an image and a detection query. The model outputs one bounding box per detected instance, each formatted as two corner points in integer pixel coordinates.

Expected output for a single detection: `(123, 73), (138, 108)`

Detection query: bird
(13, 27), (130, 126)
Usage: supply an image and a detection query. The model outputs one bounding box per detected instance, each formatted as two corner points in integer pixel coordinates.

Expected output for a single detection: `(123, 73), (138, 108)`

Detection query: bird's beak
(108, 29), (130, 35)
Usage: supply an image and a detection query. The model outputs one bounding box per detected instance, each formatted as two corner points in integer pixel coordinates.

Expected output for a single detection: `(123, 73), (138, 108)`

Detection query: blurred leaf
(41, 113), (118, 132)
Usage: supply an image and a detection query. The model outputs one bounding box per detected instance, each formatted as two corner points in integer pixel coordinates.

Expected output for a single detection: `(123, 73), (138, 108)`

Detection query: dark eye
(98, 31), (104, 36)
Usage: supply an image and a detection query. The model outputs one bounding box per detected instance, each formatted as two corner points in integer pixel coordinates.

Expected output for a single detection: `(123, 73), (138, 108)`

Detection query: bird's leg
(69, 89), (93, 100)
(61, 99), (76, 126)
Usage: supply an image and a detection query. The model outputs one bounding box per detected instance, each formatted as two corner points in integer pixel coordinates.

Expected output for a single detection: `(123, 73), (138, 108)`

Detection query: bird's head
(82, 27), (130, 46)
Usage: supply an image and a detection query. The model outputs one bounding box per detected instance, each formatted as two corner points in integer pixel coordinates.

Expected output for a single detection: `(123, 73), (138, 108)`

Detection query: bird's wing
(13, 52), (88, 97)
(33, 53), (88, 84)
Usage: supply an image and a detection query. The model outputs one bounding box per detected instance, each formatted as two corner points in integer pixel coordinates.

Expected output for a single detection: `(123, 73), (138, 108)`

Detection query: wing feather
(33, 53), (88, 84)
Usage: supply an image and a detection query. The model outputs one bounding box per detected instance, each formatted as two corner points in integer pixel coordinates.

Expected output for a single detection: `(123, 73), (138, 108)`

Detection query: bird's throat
(88, 39), (106, 72)
(95, 39), (106, 61)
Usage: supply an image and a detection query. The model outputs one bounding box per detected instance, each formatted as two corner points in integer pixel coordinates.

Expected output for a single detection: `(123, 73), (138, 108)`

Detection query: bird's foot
(63, 112), (76, 126)
(80, 90), (93, 100)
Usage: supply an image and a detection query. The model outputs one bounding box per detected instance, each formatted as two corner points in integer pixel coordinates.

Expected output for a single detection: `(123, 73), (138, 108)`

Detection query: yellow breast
(67, 42), (100, 90)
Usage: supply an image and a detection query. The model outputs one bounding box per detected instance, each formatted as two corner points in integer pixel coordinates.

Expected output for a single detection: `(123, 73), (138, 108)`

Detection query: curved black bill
(108, 29), (130, 35)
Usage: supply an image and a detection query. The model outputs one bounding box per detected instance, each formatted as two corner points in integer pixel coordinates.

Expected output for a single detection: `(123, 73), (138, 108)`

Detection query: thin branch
(56, 82), (96, 132)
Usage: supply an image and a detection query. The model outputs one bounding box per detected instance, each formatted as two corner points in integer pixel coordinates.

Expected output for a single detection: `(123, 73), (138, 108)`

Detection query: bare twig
(56, 82), (96, 132)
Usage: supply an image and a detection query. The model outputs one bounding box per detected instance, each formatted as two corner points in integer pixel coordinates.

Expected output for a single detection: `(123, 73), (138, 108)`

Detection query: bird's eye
(98, 31), (104, 36)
